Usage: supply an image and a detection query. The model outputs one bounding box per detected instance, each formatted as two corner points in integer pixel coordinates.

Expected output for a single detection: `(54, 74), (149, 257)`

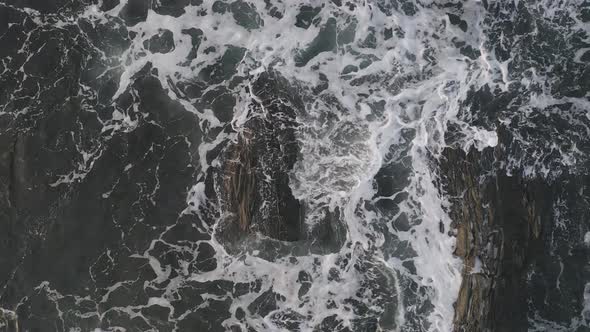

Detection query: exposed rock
(217, 71), (303, 243)
(211, 71), (347, 261)
(441, 129), (551, 332)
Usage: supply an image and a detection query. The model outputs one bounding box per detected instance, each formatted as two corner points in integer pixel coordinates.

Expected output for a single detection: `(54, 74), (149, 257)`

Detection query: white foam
(583, 283), (590, 324)
(37, 0), (551, 330)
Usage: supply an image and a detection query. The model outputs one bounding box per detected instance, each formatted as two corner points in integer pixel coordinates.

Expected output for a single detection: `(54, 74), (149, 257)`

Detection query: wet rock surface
(442, 144), (548, 331)
(217, 71), (303, 243)
(213, 71), (349, 257)
(442, 128), (590, 331)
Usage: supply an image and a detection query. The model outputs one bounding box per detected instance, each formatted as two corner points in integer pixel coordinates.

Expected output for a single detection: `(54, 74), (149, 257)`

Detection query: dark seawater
(0, 0), (588, 331)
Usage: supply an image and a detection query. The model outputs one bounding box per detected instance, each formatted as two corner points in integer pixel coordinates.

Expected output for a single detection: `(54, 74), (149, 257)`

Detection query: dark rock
(217, 71), (303, 242)
(441, 129), (551, 331)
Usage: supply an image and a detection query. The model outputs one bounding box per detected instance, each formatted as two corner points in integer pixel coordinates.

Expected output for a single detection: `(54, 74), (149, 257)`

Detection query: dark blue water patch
(295, 18), (337, 67)
(199, 46), (246, 84)
(119, 0), (149, 26)
(144, 29), (175, 54)
(153, 0), (190, 17)
(447, 13), (468, 32)
(200, 86), (236, 122)
(3, 0), (77, 14)
(230, 0), (264, 30)
(375, 0), (417, 17)
(337, 18), (356, 45)
(295, 5), (322, 30)
(181, 27), (204, 62)
(527, 176), (590, 329)
(100, 0), (119, 12)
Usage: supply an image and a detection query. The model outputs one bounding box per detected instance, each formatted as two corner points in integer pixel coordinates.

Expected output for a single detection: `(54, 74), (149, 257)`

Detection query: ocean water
(0, 0), (589, 331)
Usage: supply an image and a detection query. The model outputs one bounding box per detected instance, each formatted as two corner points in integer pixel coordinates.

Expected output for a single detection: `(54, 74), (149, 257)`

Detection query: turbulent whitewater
(0, 0), (589, 331)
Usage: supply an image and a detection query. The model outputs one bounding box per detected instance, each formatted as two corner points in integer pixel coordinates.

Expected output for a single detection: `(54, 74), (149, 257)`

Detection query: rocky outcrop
(217, 71), (303, 243)
(215, 71), (348, 258)
(441, 131), (552, 332)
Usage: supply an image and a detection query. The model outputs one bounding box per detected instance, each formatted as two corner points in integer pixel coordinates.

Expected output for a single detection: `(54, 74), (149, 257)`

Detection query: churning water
(1, 0), (590, 331)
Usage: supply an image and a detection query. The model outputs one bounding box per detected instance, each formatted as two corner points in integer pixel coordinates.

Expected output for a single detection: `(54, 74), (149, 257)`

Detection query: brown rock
(217, 71), (303, 242)
(441, 129), (551, 332)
